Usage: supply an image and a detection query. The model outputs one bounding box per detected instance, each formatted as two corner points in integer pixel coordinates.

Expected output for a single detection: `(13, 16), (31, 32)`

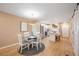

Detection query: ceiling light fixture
(24, 10), (40, 19)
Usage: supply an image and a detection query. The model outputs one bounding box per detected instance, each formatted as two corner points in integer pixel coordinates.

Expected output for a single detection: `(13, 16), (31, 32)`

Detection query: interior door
(62, 23), (69, 38)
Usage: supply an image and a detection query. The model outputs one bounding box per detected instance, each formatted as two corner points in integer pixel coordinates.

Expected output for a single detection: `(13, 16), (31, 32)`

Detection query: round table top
(28, 36), (36, 38)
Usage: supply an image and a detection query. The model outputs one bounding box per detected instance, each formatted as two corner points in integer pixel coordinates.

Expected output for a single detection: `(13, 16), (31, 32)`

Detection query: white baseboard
(0, 43), (18, 50)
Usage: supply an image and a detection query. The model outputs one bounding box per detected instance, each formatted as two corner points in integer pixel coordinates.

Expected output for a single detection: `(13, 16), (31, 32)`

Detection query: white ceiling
(0, 3), (76, 24)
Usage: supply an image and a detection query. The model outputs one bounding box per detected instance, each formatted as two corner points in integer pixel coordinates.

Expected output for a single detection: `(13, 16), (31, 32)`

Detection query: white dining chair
(37, 34), (42, 48)
(17, 34), (30, 53)
(32, 33), (42, 51)
(32, 40), (39, 51)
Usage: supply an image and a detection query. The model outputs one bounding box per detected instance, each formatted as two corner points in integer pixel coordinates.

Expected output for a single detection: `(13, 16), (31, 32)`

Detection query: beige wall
(0, 12), (36, 47)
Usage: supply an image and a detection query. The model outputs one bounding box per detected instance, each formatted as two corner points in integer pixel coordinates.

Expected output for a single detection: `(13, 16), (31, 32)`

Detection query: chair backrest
(23, 32), (30, 41)
(24, 32), (30, 35)
(34, 32), (40, 37)
(18, 34), (23, 45)
(36, 34), (42, 42)
(36, 32), (40, 35)
(24, 32), (30, 37)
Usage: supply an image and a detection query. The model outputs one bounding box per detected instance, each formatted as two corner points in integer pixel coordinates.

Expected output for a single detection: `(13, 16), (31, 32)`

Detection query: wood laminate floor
(0, 37), (74, 56)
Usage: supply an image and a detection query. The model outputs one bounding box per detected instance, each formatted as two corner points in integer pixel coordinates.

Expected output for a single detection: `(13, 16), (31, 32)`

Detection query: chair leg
(37, 43), (38, 51)
(39, 43), (42, 48)
(20, 46), (22, 53)
(18, 45), (21, 53)
(32, 43), (33, 48)
(27, 44), (29, 50)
